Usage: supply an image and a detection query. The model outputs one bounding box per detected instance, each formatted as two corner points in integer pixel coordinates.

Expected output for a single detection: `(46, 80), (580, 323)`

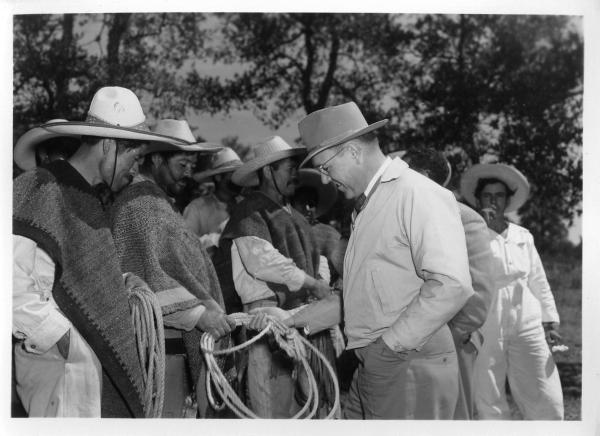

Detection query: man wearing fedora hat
(110, 119), (237, 417)
(298, 102), (474, 419)
(214, 135), (338, 417)
(402, 147), (497, 420)
(461, 164), (564, 420)
(12, 86), (189, 417)
(183, 147), (244, 251)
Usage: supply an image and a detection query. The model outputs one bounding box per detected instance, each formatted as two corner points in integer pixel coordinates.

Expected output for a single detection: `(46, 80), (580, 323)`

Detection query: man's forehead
(171, 152), (197, 162)
(311, 148), (336, 166)
(481, 182), (507, 193)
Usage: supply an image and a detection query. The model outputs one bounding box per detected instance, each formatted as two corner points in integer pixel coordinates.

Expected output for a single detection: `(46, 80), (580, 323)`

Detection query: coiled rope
(129, 285), (166, 418)
(200, 312), (341, 419)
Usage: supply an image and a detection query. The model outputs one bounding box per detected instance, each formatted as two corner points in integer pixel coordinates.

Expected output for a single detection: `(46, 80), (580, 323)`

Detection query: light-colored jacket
(449, 203), (497, 337)
(344, 158), (474, 351)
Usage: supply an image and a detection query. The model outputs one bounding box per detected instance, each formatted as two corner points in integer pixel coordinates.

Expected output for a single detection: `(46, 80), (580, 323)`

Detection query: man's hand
(543, 322), (562, 346)
(196, 309), (236, 339)
(56, 329), (70, 359)
(309, 278), (333, 300)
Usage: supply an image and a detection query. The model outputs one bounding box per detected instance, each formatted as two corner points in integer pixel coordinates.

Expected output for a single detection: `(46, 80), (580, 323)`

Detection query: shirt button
(30, 344), (36, 349)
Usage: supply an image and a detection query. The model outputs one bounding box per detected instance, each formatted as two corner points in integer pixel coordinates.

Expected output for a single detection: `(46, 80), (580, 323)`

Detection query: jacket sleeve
(13, 235), (71, 354)
(526, 232), (560, 323)
(381, 183), (474, 352)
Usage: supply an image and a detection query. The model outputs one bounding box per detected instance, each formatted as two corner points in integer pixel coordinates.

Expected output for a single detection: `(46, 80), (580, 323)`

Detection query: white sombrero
(232, 136), (306, 187)
(298, 102), (388, 168)
(146, 119), (223, 154)
(460, 163), (530, 213)
(297, 168), (338, 217)
(14, 86), (189, 171)
(193, 147), (243, 182)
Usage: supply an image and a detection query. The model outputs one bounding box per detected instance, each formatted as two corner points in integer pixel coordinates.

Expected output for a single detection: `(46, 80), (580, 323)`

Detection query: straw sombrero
(297, 168), (338, 217)
(146, 119), (223, 154)
(14, 87), (189, 171)
(193, 147), (243, 182)
(298, 102), (388, 168)
(460, 163), (530, 213)
(232, 136), (306, 187)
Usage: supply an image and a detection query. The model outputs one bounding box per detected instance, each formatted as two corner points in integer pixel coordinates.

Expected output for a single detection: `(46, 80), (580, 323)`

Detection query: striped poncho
(13, 160), (145, 417)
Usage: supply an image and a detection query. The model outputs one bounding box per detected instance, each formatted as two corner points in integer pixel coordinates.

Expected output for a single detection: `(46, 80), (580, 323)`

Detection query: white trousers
(473, 324), (563, 420)
(14, 327), (102, 417)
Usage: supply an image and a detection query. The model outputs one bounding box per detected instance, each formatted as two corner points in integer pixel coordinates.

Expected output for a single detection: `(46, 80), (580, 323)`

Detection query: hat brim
(299, 119), (389, 168)
(14, 121), (192, 171)
(298, 169), (338, 217)
(232, 148), (307, 187)
(145, 141), (223, 154)
(193, 162), (243, 182)
(460, 163), (530, 213)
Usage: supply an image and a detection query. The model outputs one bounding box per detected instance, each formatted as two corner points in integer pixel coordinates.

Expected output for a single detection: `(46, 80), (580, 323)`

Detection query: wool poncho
(110, 179), (228, 383)
(13, 160), (145, 417)
(215, 190), (337, 408)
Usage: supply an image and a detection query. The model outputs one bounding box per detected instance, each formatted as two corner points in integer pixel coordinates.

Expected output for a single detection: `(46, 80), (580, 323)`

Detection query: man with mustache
(214, 136), (336, 417)
(110, 119), (236, 417)
(12, 86), (188, 417)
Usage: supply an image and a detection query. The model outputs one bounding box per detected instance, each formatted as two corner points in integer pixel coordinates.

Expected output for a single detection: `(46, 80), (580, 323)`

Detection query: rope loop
(129, 285), (166, 418)
(200, 312), (341, 419)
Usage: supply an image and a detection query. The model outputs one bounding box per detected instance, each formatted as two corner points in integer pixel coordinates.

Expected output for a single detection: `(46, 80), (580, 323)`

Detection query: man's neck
(260, 184), (286, 207)
(68, 150), (103, 187)
(360, 154), (388, 196)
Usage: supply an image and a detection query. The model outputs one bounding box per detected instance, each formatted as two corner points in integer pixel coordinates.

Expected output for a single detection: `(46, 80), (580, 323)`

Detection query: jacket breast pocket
(370, 268), (402, 316)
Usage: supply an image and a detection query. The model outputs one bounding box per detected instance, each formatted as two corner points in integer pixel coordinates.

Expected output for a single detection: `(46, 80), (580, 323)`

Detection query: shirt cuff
(23, 310), (71, 354)
(163, 304), (207, 331)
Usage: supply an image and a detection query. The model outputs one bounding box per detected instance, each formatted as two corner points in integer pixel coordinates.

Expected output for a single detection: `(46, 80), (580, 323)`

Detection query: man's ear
(101, 138), (112, 155)
(150, 153), (163, 169)
(263, 166), (273, 182)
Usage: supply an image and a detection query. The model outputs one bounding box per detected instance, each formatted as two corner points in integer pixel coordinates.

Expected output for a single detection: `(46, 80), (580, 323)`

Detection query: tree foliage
(12, 12), (582, 250)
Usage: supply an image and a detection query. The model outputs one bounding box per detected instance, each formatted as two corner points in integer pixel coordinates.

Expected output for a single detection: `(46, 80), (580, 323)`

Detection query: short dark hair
(403, 147), (450, 186)
(474, 178), (515, 199)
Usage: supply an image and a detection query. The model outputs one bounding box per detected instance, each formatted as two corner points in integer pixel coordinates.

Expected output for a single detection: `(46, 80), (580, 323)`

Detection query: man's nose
(320, 172), (331, 184)
(183, 165), (193, 178)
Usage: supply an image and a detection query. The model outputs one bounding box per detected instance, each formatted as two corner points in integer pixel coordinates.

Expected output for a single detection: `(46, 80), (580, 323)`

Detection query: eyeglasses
(315, 146), (347, 177)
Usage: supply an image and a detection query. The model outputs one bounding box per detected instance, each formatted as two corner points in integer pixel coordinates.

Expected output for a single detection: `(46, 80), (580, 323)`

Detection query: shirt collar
(363, 157), (392, 197)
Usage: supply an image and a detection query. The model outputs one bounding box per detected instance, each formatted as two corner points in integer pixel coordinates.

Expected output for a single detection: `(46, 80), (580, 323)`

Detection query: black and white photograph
(3, 0), (598, 435)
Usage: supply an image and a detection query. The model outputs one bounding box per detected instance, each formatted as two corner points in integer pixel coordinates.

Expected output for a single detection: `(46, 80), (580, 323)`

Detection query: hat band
(85, 114), (150, 131)
(213, 159), (242, 169)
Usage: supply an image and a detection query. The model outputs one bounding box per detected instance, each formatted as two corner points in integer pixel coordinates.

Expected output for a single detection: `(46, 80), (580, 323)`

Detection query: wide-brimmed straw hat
(14, 86), (189, 171)
(460, 163), (530, 213)
(193, 147), (243, 182)
(297, 168), (338, 217)
(146, 119), (223, 154)
(298, 102), (388, 168)
(232, 136), (306, 187)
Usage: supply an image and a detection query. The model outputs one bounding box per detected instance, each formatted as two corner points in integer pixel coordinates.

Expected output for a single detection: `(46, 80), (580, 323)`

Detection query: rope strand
(200, 312), (340, 419)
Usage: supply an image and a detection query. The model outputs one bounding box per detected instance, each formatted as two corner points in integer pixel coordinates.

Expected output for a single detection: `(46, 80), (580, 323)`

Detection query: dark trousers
(343, 325), (458, 419)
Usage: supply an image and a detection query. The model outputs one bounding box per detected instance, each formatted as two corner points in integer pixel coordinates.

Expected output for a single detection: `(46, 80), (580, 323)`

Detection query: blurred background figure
(183, 147), (244, 251)
(291, 168), (347, 282)
(461, 163), (564, 420)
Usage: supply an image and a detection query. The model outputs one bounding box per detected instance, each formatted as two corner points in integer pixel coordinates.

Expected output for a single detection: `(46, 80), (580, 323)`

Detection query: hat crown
(299, 102), (369, 151)
(209, 147), (242, 168)
(87, 86), (146, 127)
(253, 136), (299, 158)
(152, 119), (197, 143)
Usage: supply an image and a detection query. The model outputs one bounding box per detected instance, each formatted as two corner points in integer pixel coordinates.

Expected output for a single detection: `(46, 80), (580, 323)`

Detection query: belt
(164, 328), (186, 355)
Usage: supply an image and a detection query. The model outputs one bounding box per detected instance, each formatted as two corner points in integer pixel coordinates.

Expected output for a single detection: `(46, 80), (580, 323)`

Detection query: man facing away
(109, 119), (236, 417)
(298, 102), (474, 419)
(183, 147), (244, 251)
(12, 86), (188, 417)
(401, 146), (497, 420)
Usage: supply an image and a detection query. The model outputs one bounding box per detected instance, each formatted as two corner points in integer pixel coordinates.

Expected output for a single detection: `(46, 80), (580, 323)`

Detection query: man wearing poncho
(12, 87), (187, 417)
(214, 136), (339, 418)
(110, 119), (236, 417)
